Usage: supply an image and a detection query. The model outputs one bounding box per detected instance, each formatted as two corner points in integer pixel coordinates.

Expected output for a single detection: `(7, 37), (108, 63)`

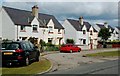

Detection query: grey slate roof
(3, 6), (32, 26)
(116, 26), (120, 30)
(38, 13), (64, 29)
(96, 24), (114, 33)
(96, 24), (105, 29)
(67, 19), (97, 32)
(3, 6), (64, 29)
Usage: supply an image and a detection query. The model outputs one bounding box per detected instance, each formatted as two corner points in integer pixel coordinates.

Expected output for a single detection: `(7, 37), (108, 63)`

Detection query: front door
(90, 43), (93, 49)
(90, 39), (93, 49)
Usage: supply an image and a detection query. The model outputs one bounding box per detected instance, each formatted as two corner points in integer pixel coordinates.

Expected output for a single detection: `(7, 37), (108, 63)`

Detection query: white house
(94, 22), (117, 41)
(63, 17), (98, 50)
(113, 26), (120, 40)
(0, 7), (2, 41)
(1, 5), (64, 45)
(0, 7), (2, 40)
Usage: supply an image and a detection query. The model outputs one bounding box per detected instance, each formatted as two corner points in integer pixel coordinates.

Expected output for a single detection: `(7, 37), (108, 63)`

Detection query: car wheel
(35, 54), (40, 62)
(70, 50), (72, 53)
(25, 57), (30, 66)
(78, 50), (81, 52)
(60, 51), (63, 53)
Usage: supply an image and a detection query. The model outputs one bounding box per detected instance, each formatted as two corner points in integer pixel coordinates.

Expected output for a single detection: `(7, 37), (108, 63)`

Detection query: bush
(40, 39), (46, 46)
(44, 46), (59, 51)
(39, 40), (59, 51)
(66, 39), (75, 44)
(46, 43), (55, 47)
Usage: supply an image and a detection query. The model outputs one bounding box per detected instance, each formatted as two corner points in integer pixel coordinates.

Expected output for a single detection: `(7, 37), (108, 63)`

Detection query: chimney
(79, 16), (84, 25)
(104, 22), (108, 28)
(32, 5), (39, 19)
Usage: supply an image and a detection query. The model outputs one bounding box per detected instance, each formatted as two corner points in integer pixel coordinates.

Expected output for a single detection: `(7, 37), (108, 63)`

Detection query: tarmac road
(48, 60), (119, 74)
(43, 48), (119, 72)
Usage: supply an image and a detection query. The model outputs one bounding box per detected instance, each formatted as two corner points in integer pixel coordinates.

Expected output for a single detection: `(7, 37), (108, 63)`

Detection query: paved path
(42, 48), (119, 73)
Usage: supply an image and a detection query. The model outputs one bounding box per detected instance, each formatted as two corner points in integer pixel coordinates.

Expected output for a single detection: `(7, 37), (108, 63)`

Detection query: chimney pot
(104, 22), (108, 28)
(79, 16), (84, 25)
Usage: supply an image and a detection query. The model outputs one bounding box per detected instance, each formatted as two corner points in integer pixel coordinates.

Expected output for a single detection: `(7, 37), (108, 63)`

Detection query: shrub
(66, 39), (75, 44)
(44, 46), (59, 51)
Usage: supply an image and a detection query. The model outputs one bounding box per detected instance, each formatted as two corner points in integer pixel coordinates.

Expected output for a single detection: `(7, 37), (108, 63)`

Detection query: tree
(39, 39), (46, 52)
(66, 39), (75, 44)
(98, 28), (111, 48)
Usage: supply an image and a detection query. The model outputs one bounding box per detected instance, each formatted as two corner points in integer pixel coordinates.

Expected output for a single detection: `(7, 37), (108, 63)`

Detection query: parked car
(1, 41), (40, 66)
(60, 44), (81, 53)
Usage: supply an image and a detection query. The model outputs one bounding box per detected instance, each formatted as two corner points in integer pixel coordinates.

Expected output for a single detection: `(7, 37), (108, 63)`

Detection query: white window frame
(33, 25), (38, 31)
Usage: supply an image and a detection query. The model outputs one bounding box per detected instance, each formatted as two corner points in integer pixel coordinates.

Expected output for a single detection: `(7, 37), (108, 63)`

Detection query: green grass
(86, 51), (120, 57)
(1, 58), (51, 75)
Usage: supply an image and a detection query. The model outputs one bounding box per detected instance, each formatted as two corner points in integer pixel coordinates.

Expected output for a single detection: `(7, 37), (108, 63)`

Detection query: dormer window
(90, 30), (93, 35)
(114, 33), (116, 37)
(20, 26), (26, 32)
(58, 29), (61, 34)
(33, 25), (38, 32)
(48, 26), (53, 33)
(83, 30), (86, 34)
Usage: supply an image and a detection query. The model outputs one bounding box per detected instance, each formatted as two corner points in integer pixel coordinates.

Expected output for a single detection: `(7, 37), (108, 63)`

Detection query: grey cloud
(2, 2), (118, 27)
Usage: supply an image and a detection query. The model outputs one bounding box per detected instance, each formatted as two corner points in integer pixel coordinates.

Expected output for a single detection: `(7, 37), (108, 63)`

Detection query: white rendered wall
(2, 9), (15, 40)
(62, 19), (77, 43)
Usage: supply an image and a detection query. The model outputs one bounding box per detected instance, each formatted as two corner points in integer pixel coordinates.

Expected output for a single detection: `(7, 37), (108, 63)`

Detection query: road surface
(47, 60), (119, 74)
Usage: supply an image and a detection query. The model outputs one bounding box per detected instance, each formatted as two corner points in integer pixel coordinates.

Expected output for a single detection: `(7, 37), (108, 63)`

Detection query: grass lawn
(86, 51), (120, 57)
(1, 58), (51, 75)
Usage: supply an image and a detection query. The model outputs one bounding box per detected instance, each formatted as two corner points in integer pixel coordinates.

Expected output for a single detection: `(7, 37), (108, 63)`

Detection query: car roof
(65, 44), (74, 45)
(2, 40), (29, 44)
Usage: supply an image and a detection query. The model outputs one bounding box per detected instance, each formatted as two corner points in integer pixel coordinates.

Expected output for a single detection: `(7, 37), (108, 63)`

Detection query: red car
(60, 44), (81, 53)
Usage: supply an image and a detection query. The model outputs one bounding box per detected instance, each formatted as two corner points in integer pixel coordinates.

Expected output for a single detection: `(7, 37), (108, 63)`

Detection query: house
(0, 5), (64, 45)
(113, 26), (120, 40)
(62, 17), (98, 50)
(0, 7), (2, 41)
(94, 22), (117, 41)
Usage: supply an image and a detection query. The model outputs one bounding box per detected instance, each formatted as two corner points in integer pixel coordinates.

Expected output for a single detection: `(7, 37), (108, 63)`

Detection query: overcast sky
(1, 1), (119, 27)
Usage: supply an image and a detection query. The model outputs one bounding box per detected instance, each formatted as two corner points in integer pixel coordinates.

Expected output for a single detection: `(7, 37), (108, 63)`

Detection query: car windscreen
(2, 43), (20, 50)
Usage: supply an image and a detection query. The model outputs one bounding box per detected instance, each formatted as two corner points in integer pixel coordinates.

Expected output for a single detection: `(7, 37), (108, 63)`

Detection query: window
(20, 26), (26, 31)
(25, 42), (31, 51)
(48, 26), (53, 33)
(83, 39), (86, 44)
(48, 38), (52, 43)
(114, 33), (116, 37)
(23, 43), (27, 50)
(28, 42), (34, 49)
(90, 39), (93, 44)
(2, 43), (20, 50)
(58, 29), (61, 34)
(90, 30), (93, 35)
(83, 30), (86, 34)
(33, 25), (38, 31)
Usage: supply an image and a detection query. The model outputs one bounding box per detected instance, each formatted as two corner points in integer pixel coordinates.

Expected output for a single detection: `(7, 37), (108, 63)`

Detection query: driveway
(42, 48), (119, 73)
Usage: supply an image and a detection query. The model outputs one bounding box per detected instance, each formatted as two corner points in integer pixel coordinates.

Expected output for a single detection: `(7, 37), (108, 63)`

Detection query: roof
(38, 13), (64, 29)
(3, 6), (32, 26)
(67, 19), (97, 32)
(3, 6), (64, 29)
(96, 24), (114, 32)
(96, 24), (105, 29)
(67, 19), (82, 31)
(116, 26), (120, 30)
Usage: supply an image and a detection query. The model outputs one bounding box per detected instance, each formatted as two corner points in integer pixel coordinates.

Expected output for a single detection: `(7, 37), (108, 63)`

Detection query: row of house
(0, 5), (119, 50)
(0, 5), (64, 45)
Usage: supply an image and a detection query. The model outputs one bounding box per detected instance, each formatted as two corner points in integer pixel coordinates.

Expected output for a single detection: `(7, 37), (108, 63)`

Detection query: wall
(2, 8), (15, 40)
(62, 20), (77, 43)
(0, 8), (2, 38)
(47, 19), (64, 45)
(89, 26), (98, 49)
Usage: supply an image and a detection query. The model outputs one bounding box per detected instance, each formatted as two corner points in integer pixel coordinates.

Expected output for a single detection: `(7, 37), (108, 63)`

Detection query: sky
(0, 0), (119, 27)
